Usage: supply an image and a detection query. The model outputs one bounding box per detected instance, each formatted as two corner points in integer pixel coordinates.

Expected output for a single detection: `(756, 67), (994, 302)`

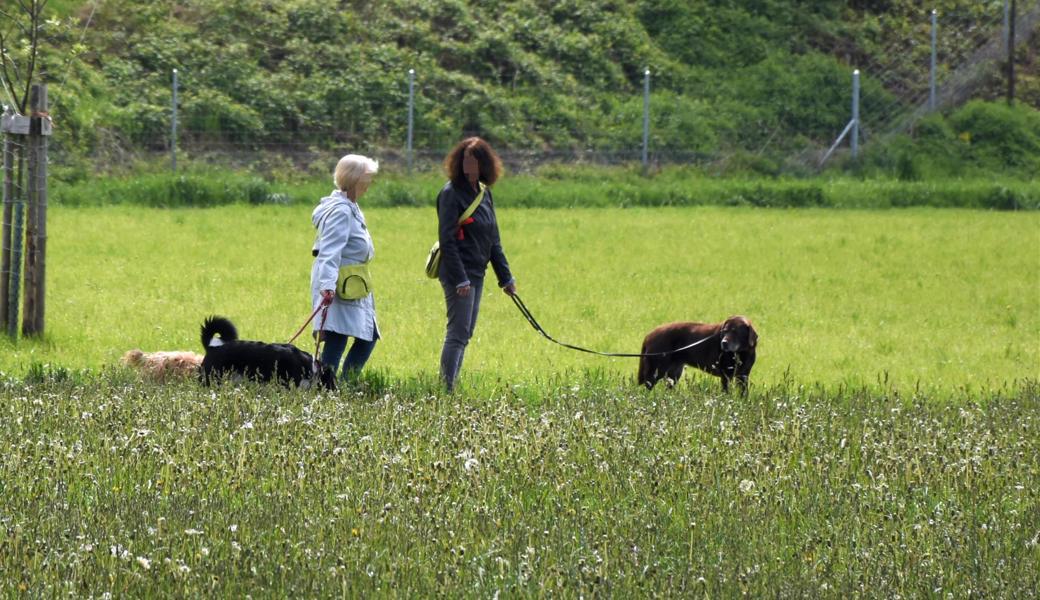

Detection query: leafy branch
(0, 0), (48, 113)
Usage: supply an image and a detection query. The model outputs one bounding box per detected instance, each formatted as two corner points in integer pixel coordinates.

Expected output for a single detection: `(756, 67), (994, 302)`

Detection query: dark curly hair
(444, 137), (503, 188)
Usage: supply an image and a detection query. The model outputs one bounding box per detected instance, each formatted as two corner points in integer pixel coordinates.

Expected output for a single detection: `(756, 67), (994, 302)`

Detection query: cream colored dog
(121, 349), (204, 382)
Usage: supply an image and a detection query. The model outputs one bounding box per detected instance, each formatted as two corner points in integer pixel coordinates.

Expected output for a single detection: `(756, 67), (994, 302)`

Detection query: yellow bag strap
(458, 183), (486, 225)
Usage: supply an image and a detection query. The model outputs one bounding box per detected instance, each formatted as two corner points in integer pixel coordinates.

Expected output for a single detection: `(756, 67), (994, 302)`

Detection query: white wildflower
(136, 556), (151, 570)
(738, 479), (756, 494)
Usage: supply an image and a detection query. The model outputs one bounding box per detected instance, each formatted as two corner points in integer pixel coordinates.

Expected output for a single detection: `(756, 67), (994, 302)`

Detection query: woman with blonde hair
(434, 137), (517, 392)
(310, 154), (380, 381)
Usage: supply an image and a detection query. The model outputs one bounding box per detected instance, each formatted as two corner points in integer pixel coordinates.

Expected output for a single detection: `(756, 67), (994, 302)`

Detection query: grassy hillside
(9, 0), (1040, 177)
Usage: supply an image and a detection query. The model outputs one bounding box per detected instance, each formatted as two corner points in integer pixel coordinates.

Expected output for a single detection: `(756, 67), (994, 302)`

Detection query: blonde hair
(334, 154), (379, 192)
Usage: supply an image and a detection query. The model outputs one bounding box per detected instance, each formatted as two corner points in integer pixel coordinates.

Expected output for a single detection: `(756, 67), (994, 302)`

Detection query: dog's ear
(747, 324), (758, 348)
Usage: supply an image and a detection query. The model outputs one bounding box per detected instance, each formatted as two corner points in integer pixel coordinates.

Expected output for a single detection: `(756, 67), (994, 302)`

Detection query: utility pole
(1007, 0), (1016, 105)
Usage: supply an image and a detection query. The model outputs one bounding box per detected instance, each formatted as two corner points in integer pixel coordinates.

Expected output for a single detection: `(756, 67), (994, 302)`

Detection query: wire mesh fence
(2, 86), (51, 339)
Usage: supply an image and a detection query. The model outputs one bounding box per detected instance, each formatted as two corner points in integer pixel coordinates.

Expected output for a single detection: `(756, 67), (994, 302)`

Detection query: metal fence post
(1, 105), (26, 339)
(407, 68), (415, 173)
(172, 69), (178, 173)
(851, 69), (860, 159)
(930, 10), (938, 110)
(641, 68), (650, 174)
(1, 106), (13, 333)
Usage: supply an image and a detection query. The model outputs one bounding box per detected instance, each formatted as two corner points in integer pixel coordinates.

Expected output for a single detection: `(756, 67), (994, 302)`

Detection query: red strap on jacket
(456, 217), (475, 240)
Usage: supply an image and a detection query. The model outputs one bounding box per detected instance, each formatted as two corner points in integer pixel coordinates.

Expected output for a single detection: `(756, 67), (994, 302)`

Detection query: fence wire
(1, 133), (28, 337)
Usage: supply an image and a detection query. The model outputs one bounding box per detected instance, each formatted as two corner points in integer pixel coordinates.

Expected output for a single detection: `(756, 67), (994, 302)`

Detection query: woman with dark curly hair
(435, 137), (517, 392)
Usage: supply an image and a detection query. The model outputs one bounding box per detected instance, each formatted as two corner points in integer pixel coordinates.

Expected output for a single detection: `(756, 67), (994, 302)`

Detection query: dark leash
(510, 293), (718, 358)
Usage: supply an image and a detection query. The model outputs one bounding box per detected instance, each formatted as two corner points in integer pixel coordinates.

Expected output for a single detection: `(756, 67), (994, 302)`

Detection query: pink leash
(288, 304), (325, 344)
(288, 303), (330, 369)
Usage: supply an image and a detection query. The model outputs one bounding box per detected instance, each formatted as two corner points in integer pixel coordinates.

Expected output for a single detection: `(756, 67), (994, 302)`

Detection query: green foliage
(864, 101), (1040, 179)
(52, 171), (279, 207)
(50, 165), (1040, 210)
(26, 0), (1035, 178)
(949, 100), (1040, 170)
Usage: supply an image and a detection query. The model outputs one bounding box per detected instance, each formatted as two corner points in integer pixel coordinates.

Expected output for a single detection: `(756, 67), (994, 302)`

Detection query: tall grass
(1, 375), (1036, 596)
(0, 205), (1036, 390)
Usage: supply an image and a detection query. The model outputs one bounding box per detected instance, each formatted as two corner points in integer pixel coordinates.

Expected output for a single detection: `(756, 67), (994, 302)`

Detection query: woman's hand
(502, 282), (517, 296)
(457, 285), (472, 297)
(320, 289), (335, 306)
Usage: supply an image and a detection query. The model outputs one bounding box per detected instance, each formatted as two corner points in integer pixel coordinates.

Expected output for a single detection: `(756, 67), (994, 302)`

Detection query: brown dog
(122, 349), (204, 382)
(637, 316), (758, 393)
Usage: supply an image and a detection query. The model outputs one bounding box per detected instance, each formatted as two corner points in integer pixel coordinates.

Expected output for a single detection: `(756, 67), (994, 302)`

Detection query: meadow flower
(184, 528), (204, 536)
(136, 556), (151, 570)
(739, 479), (756, 494)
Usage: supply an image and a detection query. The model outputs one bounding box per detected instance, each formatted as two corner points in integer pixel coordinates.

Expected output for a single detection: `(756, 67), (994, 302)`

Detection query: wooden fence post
(22, 83), (49, 337)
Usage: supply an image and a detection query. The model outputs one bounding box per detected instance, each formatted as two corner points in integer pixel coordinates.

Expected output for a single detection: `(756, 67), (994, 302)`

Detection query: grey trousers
(439, 278), (484, 391)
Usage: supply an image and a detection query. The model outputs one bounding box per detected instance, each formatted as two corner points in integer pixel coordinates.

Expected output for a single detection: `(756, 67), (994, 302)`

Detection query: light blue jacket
(310, 190), (379, 341)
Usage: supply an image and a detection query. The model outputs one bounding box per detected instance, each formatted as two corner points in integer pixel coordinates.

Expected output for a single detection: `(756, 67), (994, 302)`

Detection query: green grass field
(2, 203), (1039, 596)
(1, 205), (1036, 390)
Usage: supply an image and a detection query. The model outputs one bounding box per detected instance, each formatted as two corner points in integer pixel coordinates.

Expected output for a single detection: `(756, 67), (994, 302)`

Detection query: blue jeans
(320, 332), (377, 381)
(439, 278), (484, 392)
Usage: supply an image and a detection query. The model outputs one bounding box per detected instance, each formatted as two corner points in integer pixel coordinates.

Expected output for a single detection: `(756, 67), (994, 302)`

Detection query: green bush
(52, 172), (276, 207)
(948, 100), (1040, 171)
(49, 164), (1040, 210)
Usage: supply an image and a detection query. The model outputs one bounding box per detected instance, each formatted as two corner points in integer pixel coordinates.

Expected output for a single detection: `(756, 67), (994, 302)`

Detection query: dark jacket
(436, 180), (513, 288)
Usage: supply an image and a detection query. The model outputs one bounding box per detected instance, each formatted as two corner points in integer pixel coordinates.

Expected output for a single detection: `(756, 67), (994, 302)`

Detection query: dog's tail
(200, 315), (238, 350)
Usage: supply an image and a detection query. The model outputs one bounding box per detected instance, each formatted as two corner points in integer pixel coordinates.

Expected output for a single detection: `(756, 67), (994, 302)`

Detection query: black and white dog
(199, 316), (336, 390)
